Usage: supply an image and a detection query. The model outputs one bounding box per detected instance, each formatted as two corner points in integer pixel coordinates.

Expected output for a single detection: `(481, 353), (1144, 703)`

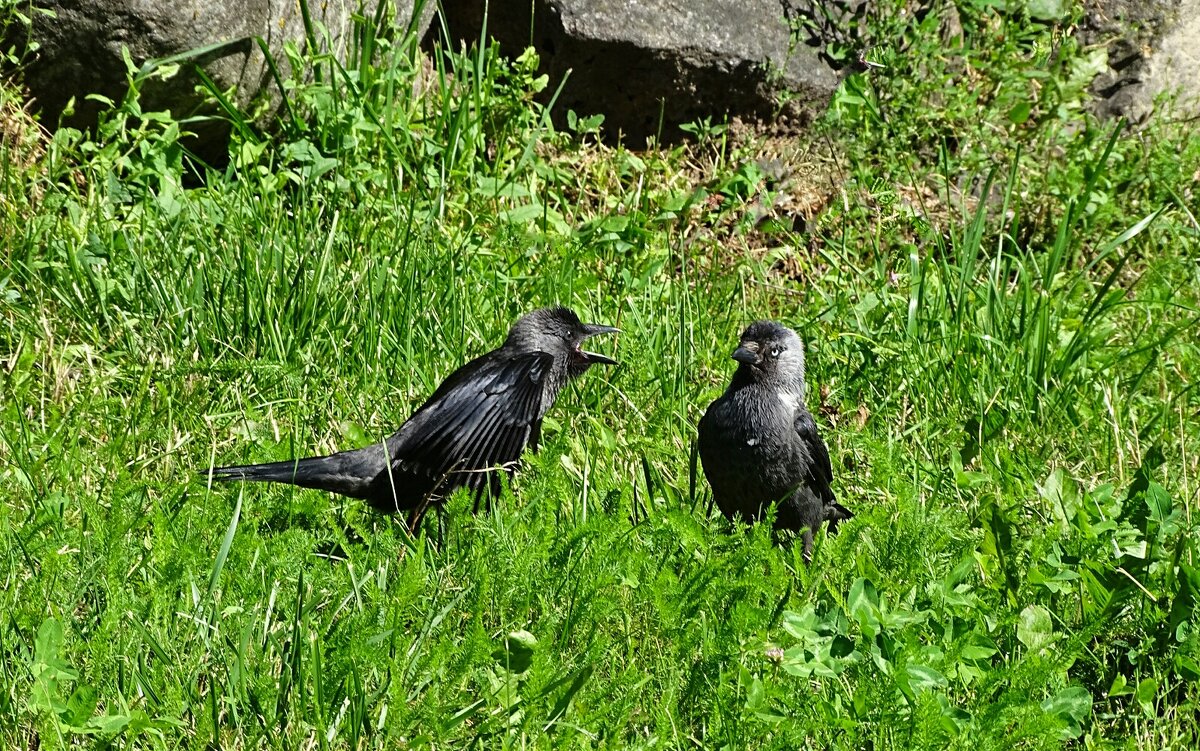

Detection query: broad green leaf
(1028, 0), (1066, 20)
(1040, 686), (1092, 739)
(1135, 677), (1157, 717)
(494, 630), (537, 675)
(1017, 605), (1054, 651)
(847, 578), (880, 630)
(906, 664), (948, 692)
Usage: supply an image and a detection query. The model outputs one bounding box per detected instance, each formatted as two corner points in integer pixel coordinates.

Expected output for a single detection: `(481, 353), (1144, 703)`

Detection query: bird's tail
(202, 443), (391, 500)
(824, 501), (854, 532)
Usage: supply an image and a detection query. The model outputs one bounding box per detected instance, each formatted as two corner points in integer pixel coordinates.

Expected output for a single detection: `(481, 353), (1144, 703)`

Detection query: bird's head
(731, 320), (807, 388)
(507, 307), (619, 376)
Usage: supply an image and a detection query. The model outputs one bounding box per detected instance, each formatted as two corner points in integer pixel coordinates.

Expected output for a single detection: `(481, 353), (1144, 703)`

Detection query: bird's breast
(537, 368), (569, 417)
(703, 389), (801, 461)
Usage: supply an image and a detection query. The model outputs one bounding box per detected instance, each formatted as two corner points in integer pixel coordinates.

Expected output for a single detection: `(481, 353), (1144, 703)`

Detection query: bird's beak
(732, 345), (761, 367)
(583, 323), (620, 338)
(579, 323), (619, 366)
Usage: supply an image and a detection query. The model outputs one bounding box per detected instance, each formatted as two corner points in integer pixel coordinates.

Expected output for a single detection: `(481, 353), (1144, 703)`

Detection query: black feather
(697, 320), (850, 562)
(202, 308), (617, 524)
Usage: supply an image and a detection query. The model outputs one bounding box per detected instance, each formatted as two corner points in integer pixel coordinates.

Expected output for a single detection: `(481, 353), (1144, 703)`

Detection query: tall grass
(2, 1), (1199, 747)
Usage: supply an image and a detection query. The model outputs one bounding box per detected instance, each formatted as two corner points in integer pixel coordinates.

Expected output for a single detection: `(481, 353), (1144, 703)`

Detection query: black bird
(697, 320), (850, 560)
(205, 307), (618, 529)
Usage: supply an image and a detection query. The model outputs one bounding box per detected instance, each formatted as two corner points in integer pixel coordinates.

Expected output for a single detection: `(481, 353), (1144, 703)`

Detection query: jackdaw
(205, 307), (618, 529)
(697, 320), (850, 560)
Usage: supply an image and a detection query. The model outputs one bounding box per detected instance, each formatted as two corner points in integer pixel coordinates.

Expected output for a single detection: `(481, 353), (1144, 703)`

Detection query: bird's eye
(769, 346), (782, 357)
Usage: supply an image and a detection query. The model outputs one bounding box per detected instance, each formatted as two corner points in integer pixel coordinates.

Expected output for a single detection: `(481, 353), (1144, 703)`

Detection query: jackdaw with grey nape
(204, 307), (618, 531)
(698, 320), (850, 560)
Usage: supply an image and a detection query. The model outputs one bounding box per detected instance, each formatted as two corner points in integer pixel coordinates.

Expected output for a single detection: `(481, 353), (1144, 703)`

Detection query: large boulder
(1084, 0), (1200, 122)
(18, 0), (433, 159)
(432, 0), (847, 142)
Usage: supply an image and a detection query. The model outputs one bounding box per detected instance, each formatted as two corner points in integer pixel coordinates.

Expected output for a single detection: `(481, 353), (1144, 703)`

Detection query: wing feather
(794, 409), (835, 504)
(389, 352), (552, 499)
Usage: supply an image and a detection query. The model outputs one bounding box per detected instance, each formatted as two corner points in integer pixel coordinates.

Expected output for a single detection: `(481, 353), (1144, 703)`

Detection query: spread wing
(388, 351), (553, 498)
(794, 409), (835, 505)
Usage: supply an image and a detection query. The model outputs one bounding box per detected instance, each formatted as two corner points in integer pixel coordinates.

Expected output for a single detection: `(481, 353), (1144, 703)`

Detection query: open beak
(732, 345), (761, 367)
(579, 323), (620, 366)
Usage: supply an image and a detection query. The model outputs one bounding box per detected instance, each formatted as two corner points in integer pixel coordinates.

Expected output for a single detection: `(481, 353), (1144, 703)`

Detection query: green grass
(2, 1), (1200, 747)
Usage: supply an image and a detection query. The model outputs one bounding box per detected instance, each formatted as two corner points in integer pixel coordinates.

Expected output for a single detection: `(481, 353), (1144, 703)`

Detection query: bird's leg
(407, 496), (432, 536)
(688, 440), (701, 513)
(470, 465), (512, 514)
(410, 466), (459, 536)
(529, 420), (542, 453)
(471, 480), (488, 515)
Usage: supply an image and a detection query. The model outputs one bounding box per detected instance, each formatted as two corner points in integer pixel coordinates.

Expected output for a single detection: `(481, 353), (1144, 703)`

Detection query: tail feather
(824, 501), (854, 533)
(203, 443), (391, 501)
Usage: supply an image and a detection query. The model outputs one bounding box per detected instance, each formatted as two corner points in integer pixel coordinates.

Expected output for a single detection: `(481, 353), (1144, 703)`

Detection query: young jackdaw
(698, 320), (851, 560)
(204, 307), (618, 530)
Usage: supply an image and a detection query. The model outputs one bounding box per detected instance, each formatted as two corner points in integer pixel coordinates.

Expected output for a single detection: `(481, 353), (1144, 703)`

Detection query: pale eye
(769, 346), (782, 357)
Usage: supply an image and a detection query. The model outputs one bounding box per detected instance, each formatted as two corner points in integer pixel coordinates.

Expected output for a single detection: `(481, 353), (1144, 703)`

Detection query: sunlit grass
(2, 1), (1199, 748)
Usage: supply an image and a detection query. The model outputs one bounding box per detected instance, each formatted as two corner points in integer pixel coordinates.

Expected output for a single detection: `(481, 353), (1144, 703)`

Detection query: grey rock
(1084, 0), (1200, 122)
(20, 0), (434, 160)
(433, 0), (847, 142)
